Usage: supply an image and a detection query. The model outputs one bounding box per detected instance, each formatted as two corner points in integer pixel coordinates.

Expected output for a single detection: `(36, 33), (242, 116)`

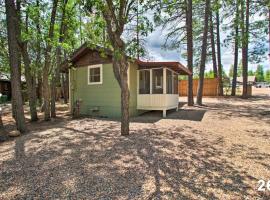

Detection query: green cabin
(64, 44), (191, 118)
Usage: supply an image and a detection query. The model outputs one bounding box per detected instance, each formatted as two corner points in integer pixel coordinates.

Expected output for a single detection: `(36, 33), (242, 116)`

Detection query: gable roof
(70, 43), (113, 63)
(61, 43), (191, 75)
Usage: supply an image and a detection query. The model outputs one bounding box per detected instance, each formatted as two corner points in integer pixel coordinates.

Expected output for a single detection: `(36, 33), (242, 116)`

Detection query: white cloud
(144, 23), (269, 73)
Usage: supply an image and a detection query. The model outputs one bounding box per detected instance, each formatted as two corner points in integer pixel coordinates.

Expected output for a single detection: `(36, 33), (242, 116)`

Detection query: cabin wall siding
(70, 62), (139, 118)
(71, 63), (121, 118)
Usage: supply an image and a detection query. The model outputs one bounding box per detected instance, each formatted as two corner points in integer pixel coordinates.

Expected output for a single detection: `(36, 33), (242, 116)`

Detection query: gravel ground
(0, 89), (270, 199)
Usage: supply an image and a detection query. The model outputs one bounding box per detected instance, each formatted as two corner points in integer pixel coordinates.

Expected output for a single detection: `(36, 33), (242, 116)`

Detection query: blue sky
(144, 27), (269, 74)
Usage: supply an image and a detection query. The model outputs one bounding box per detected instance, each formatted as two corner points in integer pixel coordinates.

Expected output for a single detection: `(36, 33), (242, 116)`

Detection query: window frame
(88, 64), (103, 85)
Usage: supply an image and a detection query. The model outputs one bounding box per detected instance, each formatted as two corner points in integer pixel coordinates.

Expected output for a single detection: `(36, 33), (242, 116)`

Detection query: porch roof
(136, 60), (191, 75)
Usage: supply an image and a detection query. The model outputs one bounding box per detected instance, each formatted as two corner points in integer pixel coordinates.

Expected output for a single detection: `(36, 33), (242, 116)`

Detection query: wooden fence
(179, 78), (219, 96)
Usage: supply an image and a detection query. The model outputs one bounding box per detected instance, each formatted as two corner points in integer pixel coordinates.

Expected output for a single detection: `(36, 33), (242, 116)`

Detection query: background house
(0, 73), (11, 101)
(0, 73), (26, 102)
(236, 76), (257, 85)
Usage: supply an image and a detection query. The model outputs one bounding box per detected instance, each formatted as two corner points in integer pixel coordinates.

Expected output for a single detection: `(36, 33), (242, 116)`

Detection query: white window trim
(88, 64), (103, 85)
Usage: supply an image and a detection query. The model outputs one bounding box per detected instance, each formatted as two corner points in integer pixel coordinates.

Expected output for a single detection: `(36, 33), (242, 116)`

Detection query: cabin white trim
(137, 94), (179, 110)
(150, 69), (153, 94)
(163, 68), (167, 94)
(87, 64), (103, 85)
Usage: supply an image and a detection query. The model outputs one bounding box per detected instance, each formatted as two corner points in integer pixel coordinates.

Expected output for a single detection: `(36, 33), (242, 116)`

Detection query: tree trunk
(79, 6), (83, 45)
(37, 71), (43, 106)
(0, 109), (3, 128)
(62, 73), (69, 104)
(210, 11), (218, 78)
(51, 0), (68, 117)
(19, 13), (38, 121)
(61, 52), (69, 104)
(216, 9), (223, 96)
(241, 0), (249, 98)
(36, 0), (42, 106)
(50, 65), (58, 118)
(186, 0), (194, 106)
(101, 0), (132, 136)
(11, 0), (21, 120)
(231, 1), (239, 96)
(110, 49), (130, 136)
(5, 0), (27, 133)
(111, 55), (130, 136)
(268, 7), (270, 63)
(42, 0), (58, 121)
(20, 43), (38, 121)
(231, 29), (239, 96)
(120, 68), (130, 136)
(136, 0), (140, 60)
(50, 78), (56, 118)
(196, 0), (210, 105)
(56, 0), (68, 88)
(42, 68), (50, 120)
(11, 73), (16, 119)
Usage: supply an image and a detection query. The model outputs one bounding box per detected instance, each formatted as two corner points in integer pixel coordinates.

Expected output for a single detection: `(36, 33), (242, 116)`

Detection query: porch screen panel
(173, 74), (178, 94)
(166, 69), (173, 94)
(139, 70), (150, 94)
(152, 69), (163, 94)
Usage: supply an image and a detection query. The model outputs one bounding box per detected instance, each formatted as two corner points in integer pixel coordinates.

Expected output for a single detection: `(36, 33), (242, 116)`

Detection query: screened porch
(137, 67), (180, 117)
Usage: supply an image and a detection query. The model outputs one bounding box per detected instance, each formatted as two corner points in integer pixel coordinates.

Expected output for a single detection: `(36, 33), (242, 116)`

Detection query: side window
(88, 65), (102, 85)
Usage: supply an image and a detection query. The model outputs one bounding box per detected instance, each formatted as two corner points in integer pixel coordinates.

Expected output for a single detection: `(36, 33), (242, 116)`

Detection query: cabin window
(139, 70), (150, 94)
(152, 68), (163, 94)
(88, 64), (102, 85)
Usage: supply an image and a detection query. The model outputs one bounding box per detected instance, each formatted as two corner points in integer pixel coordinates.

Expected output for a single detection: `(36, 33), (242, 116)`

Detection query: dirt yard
(0, 88), (269, 199)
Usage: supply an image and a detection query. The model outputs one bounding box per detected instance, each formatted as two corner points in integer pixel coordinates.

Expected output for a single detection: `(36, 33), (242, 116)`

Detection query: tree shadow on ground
(196, 96), (270, 123)
(0, 117), (71, 143)
(0, 118), (266, 199)
(132, 109), (207, 123)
